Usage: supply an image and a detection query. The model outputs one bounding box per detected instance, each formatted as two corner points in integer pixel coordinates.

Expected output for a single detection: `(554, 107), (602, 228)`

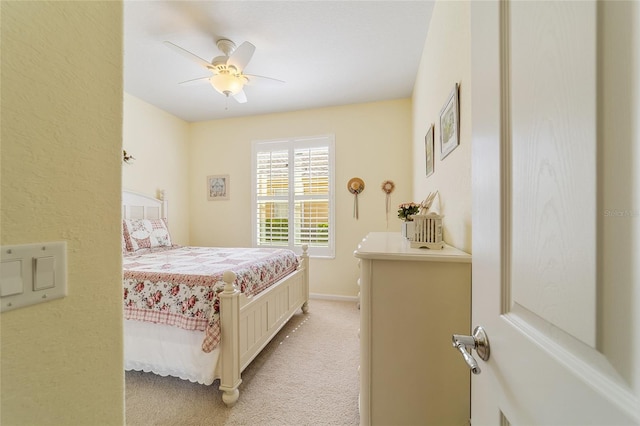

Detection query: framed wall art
(425, 124), (434, 177)
(207, 174), (229, 201)
(440, 82), (460, 160)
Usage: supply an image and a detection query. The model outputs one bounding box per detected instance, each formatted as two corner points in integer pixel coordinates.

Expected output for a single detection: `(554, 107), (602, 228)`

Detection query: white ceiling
(124, 1), (434, 123)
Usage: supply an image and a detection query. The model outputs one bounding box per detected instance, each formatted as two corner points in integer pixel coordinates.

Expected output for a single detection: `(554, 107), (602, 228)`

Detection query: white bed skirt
(124, 319), (220, 385)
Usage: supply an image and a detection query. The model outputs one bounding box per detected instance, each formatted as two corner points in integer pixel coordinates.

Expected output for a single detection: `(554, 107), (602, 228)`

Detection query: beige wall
(189, 100), (413, 297)
(122, 93), (191, 245)
(412, 0), (472, 253)
(1, 2), (124, 425)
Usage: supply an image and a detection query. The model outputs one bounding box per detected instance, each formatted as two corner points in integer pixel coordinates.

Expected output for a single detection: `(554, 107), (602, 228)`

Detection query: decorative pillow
(122, 218), (172, 252)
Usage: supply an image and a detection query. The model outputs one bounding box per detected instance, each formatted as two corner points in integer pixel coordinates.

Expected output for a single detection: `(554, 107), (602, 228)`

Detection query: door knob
(452, 326), (490, 375)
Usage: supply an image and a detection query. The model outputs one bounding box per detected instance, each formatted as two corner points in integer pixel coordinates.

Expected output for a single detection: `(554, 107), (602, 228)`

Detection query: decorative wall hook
(123, 149), (135, 164)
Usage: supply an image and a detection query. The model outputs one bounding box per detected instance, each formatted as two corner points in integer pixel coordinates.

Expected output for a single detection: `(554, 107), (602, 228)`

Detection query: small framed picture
(440, 83), (460, 160)
(425, 124), (435, 177)
(207, 175), (229, 201)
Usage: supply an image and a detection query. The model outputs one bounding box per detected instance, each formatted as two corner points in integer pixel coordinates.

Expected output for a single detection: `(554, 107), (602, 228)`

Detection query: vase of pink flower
(398, 202), (419, 239)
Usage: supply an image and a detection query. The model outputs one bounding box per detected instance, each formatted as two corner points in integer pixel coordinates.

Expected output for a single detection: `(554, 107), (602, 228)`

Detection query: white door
(469, 1), (640, 424)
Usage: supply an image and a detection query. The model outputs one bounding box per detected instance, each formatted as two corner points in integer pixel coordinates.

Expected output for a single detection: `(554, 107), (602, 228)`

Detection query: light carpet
(125, 299), (360, 426)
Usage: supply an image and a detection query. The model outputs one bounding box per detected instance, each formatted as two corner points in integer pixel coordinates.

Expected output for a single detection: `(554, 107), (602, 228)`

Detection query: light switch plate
(1, 242), (67, 312)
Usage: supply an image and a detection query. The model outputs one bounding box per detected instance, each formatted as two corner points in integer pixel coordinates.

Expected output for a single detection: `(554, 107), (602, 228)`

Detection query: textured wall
(1, 2), (124, 424)
(188, 100), (413, 298)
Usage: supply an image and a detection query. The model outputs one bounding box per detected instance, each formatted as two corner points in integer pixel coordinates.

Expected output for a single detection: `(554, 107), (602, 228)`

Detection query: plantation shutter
(256, 149), (289, 246)
(252, 136), (335, 258)
(293, 146), (330, 247)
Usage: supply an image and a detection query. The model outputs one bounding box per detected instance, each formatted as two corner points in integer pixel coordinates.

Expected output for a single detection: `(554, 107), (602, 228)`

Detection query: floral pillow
(123, 218), (172, 252)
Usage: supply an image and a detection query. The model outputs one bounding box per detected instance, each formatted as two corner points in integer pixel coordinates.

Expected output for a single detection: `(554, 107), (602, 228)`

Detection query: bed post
(157, 189), (168, 222)
(301, 244), (309, 314)
(218, 270), (241, 406)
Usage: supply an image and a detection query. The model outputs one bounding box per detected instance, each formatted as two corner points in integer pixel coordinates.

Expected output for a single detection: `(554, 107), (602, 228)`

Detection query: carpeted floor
(125, 299), (360, 426)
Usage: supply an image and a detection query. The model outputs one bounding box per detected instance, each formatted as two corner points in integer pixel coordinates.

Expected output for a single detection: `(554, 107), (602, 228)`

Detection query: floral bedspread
(123, 246), (299, 352)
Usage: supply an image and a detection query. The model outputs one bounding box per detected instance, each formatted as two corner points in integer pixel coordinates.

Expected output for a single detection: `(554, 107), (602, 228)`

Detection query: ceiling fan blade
(164, 41), (211, 70)
(233, 90), (247, 104)
(227, 41), (255, 72)
(178, 76), (210, 86)
(244, 74), (285, 86)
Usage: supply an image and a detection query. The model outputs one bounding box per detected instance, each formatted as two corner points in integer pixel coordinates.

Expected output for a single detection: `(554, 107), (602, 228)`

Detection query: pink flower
(187, 295), (197, 308)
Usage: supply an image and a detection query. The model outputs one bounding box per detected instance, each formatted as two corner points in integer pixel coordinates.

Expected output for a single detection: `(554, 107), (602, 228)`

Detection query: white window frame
(251, 135), (335, 258)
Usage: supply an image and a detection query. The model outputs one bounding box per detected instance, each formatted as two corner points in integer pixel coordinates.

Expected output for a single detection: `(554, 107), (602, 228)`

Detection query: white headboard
(122, 189), (168, 221)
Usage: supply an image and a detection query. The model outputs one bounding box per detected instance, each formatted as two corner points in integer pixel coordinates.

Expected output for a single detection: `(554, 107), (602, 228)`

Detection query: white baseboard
(309, 293), (359, 302)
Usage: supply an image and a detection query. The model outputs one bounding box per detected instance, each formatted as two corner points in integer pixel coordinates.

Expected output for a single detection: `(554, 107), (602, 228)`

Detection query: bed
(122, 190), (309, 406)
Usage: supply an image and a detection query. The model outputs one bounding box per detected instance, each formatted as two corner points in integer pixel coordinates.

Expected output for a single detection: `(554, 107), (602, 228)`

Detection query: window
(252, 135), (335, 258)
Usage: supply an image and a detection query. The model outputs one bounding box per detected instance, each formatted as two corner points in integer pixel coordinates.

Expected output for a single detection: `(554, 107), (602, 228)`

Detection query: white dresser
(354, 232), (471, 426)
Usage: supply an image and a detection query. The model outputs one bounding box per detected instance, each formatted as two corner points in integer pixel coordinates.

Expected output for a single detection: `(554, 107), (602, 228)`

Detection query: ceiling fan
(164, 38), (284, 104)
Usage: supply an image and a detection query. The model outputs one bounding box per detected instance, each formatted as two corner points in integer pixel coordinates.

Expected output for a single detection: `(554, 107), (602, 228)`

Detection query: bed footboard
(218, 245), (309, 406)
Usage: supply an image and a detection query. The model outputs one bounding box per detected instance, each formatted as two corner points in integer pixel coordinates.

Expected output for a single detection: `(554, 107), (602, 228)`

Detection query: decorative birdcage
(409, 213), (444, 249)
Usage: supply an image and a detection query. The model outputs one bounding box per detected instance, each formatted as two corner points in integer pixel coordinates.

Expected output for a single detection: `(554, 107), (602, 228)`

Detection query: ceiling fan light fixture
(210, 73), (244, 96)
(165, 38), (278, 105)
